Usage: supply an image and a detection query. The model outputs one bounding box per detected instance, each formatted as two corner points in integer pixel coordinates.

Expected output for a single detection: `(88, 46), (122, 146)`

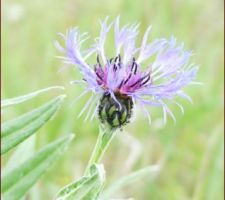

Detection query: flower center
(98, 92), (133, 129)
(94, 55), (152, 94)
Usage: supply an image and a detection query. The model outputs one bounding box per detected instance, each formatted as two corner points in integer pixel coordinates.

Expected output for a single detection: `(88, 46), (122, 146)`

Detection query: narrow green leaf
(55, 164), (105, 200)
(1, 86), (64, 108)
(3, 135), (36, 176)
(1, 134), (75, 200)
(82, 182), (104, 200)
(2, 95), (65, 137)
(1, 95), (66, 154)
(78, 164), (105, 200)
(101, 165), (161, 200)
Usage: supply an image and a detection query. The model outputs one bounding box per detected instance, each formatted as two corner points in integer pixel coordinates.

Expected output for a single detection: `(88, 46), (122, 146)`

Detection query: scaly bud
(98, 93), (133, 129)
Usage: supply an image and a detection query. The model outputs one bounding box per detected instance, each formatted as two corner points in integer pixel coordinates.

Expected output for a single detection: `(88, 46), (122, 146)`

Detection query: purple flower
(55, 17), (198, 128)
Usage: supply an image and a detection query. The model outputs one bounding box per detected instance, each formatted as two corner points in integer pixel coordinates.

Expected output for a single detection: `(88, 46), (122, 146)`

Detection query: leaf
(1, 95), (66, 154)
(1, 94), (66, 137)
(3, 135), (36, 176)
(55, 164), (105, 200)
(101, 164), (161, 200)
(82, 164), (105, 200)
(1, 86), (64, 108)
(1, 134), (75, 200)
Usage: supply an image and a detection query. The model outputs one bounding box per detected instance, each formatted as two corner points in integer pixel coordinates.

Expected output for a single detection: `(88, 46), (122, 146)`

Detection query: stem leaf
(55, 164), (105, 200)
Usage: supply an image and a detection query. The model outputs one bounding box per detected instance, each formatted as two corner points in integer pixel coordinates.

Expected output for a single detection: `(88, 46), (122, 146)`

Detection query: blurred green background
(2, 0), (224, 199)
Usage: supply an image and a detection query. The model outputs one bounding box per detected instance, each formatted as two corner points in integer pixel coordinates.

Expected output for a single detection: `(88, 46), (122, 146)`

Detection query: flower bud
(98, 93), (133, 129)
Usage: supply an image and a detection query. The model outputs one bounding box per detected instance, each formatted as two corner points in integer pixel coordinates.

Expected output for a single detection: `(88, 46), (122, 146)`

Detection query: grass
(2, 0), (224, 199)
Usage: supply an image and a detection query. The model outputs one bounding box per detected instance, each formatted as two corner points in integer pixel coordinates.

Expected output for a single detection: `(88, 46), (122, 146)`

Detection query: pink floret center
(94, 55), (151, 95)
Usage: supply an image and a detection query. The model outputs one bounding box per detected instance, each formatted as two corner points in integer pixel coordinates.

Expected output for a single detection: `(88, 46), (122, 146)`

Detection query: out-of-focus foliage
(2, 0), (224, 199)
(1, 94), (66, 154)
(2, 134), (74, 200)
(1, 88), (74, 200)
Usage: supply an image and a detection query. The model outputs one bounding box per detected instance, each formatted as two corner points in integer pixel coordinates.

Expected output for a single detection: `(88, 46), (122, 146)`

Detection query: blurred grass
(2, 0), (224, 199)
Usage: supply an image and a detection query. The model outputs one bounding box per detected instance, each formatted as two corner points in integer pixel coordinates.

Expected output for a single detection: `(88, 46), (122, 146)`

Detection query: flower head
(55, 17), (198, 129)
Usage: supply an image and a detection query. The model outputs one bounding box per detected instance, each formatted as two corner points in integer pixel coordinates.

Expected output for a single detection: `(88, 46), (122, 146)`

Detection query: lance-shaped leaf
(55, 164), (105, 200)
(1, 86), (64, 108)
(1, 134), (75, 200)
(1, 95), (66, 154)
(3, 135), (36, 176)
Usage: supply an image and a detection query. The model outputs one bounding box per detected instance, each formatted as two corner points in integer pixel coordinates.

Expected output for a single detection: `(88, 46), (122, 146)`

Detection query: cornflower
(55, 17), (198, 129)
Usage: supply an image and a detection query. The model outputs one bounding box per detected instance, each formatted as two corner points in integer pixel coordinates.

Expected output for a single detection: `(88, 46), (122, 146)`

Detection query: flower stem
(84, 126), (116, 176)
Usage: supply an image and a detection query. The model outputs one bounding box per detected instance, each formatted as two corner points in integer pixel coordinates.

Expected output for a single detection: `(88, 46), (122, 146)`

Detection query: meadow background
(2, 0), (224, 199)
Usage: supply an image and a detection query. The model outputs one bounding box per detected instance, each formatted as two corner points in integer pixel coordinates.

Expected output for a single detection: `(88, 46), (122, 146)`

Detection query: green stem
(84, 126), (116, 176)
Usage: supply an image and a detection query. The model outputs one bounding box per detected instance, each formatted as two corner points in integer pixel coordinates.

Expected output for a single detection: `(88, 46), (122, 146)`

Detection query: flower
(55, 17), (198, 129)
